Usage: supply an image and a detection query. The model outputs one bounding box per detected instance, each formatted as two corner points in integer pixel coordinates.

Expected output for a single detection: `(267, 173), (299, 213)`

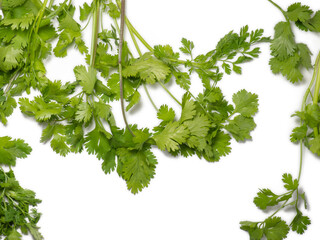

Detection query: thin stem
(267, 0), (289, 22)
(297, 140), (304, 182)
(118, 0), (134, 136)
(90, 0), (100, 68)
(48, 0), (54, 9)
(158, 81), (182, 106)
(35, 0), (49, 33)
(128, 24), (143, 56)
(125, 18), (153, 52)
(312, 56), (320, 136)
(143, 84), (158, 111)
(4, 70), (20, 96)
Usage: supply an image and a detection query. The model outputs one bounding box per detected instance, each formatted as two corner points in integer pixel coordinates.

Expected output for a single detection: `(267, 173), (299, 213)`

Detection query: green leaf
(269, 53), (303, 83)
(0, 136), (32, 167)
(253, 188), (279, 210)
(290, 211), (311, 234)
(126, 91), (140, 111)
(79, 2), (92, 21)
(240, 221), (264, 240)
(7, 230), (22, 240)
(264, 217), (290, 240)
(122, 52), (171, 84)
(224, 115), (256, 142)
(117, 147), (157, 194)
(282, 173), (298, 191)
(101, 149), (116, 174)
(297, 43), (312, 69)
(290, 124), (308, 143)
(287, 3), (313, 22)
(305, 104), (320, 128)
(180, 38), (194, 56)
(1, 0), (26, 10)
(271, 22), (296, 60)
(153, 44), (180, 65)
(0, 46), (23, 71)
(233, 89), (259, 117)
(157, 105), (175, 123)
(26, 223), (44, 240)
(1, 13), (34, 30)
(75, 102), (92, 123)
(173, 71), (191, 90)
(107, 2), (121, 18)
(180, 98), (196, 123)
(309, 135), (320, 156)
(153, 121), (189, 152)
(74, 65), (97, 94)
(85, 126), (112, 161)
(19, 97), (62, 121)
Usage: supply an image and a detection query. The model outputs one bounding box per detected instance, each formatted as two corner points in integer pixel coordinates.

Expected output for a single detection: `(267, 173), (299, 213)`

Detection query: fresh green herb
(0, 136), (42, 239)
(268, 0), (318, 83)
(241, 1), (320, 239)
(17, 0), (268, 194)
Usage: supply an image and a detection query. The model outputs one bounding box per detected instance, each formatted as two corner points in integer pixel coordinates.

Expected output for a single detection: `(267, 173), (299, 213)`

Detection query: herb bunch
(241, 1), (320, 239)
(0, 136), (42, 239)
(0, 0), (85, 238)
(15, 0), (269, 194)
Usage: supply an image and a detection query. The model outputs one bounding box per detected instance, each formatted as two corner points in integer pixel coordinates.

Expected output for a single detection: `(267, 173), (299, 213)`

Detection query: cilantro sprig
(0, 136), (43, 239)
(241, 1), (320, 239)
(15, 0), (267, 194)
(268, 0), (320, 83)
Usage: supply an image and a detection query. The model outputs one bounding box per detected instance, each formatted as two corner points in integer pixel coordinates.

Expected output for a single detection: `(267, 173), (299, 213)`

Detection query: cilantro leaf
(271, 22), (296, 60)
(117, 147), (157, 194)
(75, 102), (92, 123)
(74, 65), (97, 94)
(224, 115), (256, 142)
(153, 121), (189, 152)
(309, 135), (320, 156)
(232, 89), (259, 117)
(19, 97), (62, 122)
(0, 136), (32, 167)
(85, 126), (113, 161)
(254, 188), (280, 210)
(180, 38), (194, 57)
(290, 124), (308, 143)
(264, 217), (290, 240)
(290, 211), (311, 234)
(157, 105), (175, 123)
(1, 13), (34, 30)
(282, 173), (298, 191)
(122, 52), (171, 84)
(287, 3), (313, 23)
(79, 2), (93, 21)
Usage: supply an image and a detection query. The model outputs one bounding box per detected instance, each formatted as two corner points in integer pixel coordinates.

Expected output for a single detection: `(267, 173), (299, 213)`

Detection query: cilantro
(122, 52), (171, 84)
(0, 136), (31, 167)
(0, 167), (43, 239)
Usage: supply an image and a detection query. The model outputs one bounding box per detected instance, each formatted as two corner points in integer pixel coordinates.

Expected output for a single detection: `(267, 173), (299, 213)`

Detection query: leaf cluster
(241, 173), (310, 239)
(0, 137), (42, 239)
(269, 2), (320, 83)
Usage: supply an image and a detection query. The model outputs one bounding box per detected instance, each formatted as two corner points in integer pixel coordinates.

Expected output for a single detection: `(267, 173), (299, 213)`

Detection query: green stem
(35, 0), (49, 33)
(158, 81), (182, 106)
(4, 70), (20, 96)
(267, 0), (289, 22)
(143, 84), (158, 111)
(48, 0), (54, 9)
(312, 55), (320, 137)
(90, 0), (100, 68)
(125, 18), (153, 52)
(125, 19), (158, 111)
(118, 0), (134, 136)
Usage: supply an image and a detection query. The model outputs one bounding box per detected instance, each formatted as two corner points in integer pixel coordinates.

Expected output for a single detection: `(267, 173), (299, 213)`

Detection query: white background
(1, 0), (320, 239)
